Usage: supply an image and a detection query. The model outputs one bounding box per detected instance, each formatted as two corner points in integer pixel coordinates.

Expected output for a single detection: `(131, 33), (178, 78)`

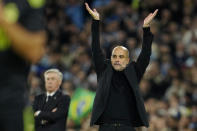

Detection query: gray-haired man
(33, 69), (70, 131)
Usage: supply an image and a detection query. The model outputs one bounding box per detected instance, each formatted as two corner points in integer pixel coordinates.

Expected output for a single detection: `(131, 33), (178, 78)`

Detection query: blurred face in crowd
(111, 46), (130, 71)
(44, 72), (62, 93)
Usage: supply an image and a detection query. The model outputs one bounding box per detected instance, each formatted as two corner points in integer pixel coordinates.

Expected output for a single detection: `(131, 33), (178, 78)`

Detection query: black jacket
(90, 20), (153, 127)
(33, 90), (70, 131)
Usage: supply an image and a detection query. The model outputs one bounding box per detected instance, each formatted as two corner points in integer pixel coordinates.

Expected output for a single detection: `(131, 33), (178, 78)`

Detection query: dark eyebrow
(119, 55), (125, 57)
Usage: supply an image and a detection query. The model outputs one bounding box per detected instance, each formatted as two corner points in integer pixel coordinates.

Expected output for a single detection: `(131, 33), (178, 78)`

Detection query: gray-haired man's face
(45, 72), (61, 93)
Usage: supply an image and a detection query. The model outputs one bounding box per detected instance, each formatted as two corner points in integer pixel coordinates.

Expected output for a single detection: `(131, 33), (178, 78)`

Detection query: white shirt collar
(46, 91), (56, 97)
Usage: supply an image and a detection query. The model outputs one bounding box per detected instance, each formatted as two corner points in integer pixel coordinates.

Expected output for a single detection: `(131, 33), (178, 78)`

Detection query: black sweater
(98, 70), (137, 125)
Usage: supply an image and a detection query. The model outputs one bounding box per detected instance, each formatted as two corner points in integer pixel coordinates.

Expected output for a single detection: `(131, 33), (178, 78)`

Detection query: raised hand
(143, 9), (158, 28)
(85, 2), (100, 20)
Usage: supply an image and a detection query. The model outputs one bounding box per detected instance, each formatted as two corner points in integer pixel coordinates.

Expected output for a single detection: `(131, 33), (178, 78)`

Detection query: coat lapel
(103, 65), (113, 105)
(124, 63), (149, 125)
(92, 64), (113, 124)
(43, 90), (61, 111)
(40, 94), (47, 110)
(124, 63), (139, 90)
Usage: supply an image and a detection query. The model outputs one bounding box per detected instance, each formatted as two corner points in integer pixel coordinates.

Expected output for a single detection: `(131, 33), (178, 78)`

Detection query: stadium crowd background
(27, 0), (197, 131)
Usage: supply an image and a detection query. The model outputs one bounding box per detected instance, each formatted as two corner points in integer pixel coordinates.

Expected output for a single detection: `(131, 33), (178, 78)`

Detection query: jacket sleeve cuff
(143, 27), (150, 33)
(93, 19), (100, 23)
(143, 27), (153, 37)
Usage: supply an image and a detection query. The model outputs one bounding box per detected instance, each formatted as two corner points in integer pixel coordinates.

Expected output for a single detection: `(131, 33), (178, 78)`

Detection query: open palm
(85, 3), (100, 20)
(143, 9), (158, 27)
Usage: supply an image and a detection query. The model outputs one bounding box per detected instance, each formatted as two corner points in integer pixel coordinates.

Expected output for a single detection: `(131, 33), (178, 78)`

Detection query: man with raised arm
(85, 3), (158, 131)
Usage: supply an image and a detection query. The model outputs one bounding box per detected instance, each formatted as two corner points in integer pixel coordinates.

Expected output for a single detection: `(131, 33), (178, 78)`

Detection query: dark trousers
(99, 124), (136, 131)
(0, 88), (25, 131)
(0, 111), (23, 131)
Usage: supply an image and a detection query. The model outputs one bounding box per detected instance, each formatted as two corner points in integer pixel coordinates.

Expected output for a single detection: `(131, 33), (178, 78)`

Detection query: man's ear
(127, 58), (130, 63)
(58, 80), (62, 86)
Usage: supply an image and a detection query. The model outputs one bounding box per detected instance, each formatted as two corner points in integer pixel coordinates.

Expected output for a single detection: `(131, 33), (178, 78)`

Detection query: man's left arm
(36, 95), (71, 122)
(135, 9), (158, 81)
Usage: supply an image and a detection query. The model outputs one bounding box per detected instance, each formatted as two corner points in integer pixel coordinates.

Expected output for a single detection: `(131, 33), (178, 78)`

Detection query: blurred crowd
(28, 0), (197, 131)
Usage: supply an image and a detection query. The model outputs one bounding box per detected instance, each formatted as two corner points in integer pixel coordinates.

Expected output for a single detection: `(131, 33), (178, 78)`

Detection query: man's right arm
(85, 3), (106, 74)
(91, 20), (106, 74)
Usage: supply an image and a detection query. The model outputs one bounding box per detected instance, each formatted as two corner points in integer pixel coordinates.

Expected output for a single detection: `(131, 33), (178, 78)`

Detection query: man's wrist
(143, 24), (150, 28)
(93, 17), (99, 20)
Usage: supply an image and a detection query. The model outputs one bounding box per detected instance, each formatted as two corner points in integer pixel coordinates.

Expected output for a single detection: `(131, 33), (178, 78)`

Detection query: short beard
(113, 64), (128, 71)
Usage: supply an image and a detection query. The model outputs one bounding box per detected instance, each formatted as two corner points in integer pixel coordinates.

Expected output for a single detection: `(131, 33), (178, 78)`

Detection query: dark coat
(33, 90), (70, 131)
(90, 20), (153, 127)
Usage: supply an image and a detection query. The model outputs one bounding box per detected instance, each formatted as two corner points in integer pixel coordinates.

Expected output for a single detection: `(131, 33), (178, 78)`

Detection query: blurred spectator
(0, 0), (46, 131)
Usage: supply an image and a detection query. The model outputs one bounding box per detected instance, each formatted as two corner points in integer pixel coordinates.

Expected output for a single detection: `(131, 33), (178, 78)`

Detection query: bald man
(111, 46), (130, 71)
(85, 3), (158, 131)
